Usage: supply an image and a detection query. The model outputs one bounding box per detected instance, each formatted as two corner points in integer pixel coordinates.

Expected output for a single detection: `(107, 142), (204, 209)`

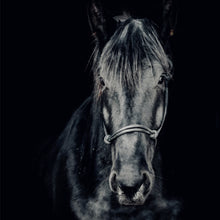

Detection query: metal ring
(149, 130), (158, 139)
(104, 135), (111, 144)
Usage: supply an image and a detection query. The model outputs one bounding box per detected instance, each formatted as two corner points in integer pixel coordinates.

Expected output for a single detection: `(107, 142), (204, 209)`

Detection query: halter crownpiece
(103, 85), (168, 145)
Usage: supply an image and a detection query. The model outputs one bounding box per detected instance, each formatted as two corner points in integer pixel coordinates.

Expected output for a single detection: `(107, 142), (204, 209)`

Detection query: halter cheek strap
(103, 85), (168, 145)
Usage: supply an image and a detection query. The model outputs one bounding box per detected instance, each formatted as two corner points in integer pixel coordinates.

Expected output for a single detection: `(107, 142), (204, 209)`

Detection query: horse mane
(92, 18), (172, 94)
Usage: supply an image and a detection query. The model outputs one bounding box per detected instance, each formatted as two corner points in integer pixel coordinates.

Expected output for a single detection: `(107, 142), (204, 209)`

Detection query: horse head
(91, 16), (172, 205)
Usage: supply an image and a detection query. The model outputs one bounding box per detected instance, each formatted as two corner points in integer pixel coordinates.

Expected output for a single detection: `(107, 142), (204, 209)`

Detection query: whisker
(148, 172), (169, 181)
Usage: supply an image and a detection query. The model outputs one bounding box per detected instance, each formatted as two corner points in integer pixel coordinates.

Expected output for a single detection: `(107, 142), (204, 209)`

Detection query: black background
(1, 0), (218, 219)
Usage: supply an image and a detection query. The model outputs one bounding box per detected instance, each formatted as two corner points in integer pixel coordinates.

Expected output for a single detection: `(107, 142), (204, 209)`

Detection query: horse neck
(90, 98), (112, 179)
(90, 99), (104, 147)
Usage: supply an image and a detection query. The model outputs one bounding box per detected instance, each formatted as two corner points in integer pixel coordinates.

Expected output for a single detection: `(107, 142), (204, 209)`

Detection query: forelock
(93, 18), (172, 95)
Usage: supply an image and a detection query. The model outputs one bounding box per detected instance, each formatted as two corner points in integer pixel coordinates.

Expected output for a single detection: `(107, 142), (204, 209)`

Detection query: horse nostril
(142, 172), (149, 184)
(142, 171), (151, 183)
(109, 172), (118, 193)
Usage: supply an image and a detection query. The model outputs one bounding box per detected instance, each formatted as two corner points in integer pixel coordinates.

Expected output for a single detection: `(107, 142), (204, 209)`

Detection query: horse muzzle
(109, 171), (152, 206)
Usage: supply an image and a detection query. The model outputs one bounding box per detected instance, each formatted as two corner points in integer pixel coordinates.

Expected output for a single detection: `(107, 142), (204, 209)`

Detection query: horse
(38, 4), (181, 220)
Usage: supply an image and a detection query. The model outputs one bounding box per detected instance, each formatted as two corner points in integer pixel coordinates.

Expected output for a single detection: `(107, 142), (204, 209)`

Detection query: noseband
(103, 85), (168, 144)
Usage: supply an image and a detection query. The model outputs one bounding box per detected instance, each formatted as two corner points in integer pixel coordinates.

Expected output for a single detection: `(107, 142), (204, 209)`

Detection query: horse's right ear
(87, 0), (117, 47)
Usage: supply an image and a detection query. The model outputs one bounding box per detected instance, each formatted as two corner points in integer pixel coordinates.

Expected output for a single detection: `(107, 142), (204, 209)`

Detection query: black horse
(39, 2), (180, 220)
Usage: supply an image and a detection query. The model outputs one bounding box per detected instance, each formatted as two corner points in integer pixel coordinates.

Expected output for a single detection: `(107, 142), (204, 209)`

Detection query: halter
(103, 84), (169, 144)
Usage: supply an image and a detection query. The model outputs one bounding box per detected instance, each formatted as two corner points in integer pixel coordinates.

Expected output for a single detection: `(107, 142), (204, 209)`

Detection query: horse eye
(99, 77), (105, 87)
(158, 75), (165, 85)
(158, 73), (171, 85)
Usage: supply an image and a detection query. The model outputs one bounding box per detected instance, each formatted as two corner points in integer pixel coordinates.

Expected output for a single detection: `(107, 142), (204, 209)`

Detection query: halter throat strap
(103, 85), (168, 145)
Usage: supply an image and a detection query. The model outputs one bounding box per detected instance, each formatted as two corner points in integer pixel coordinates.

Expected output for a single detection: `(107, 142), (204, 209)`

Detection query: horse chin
(118, 196), (145, 206)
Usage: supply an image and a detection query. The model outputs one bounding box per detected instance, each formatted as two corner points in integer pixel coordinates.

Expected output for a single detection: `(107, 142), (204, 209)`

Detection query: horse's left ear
(87, 0), (118, 47)
(160, 0), (178, 53)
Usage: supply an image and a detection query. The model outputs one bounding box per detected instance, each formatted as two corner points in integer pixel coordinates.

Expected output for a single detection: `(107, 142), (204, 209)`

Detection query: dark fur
(39, 18), (181, 219)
